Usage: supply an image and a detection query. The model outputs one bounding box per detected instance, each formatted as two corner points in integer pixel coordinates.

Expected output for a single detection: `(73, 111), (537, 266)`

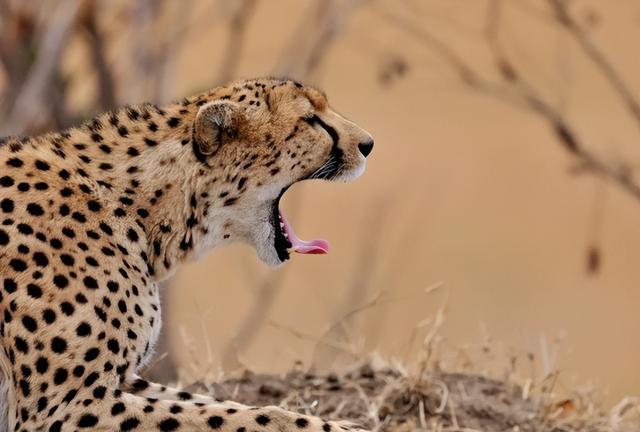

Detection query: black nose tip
(358, 139), (374, 157)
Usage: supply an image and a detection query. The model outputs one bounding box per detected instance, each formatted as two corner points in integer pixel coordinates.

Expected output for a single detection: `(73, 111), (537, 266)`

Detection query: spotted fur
(0, 78), (373, 431)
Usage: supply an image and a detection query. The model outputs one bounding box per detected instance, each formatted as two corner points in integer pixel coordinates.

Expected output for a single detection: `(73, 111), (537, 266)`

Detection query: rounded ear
(193, 100), (243, 158)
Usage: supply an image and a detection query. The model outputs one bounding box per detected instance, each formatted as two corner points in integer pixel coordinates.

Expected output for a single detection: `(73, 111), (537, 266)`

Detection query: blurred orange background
(1, 0), (639, 405)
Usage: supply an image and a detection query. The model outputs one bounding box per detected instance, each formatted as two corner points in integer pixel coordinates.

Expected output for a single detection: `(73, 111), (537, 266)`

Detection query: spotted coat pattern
(0, 78), (373, 431)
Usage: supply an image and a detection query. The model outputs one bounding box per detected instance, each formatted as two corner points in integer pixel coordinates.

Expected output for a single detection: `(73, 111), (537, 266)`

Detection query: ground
(184, 363), (639, 432)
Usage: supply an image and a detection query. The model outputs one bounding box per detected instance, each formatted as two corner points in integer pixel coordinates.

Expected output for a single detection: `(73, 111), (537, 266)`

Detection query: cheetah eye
(303, 114), (321, 127)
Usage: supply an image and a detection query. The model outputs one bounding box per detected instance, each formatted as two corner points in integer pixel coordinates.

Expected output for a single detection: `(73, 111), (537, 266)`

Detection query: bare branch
(377, 4), (640, 204)
(0, 3), (38, 113)
(127, 0), (214, 103)
(1, 0), (80, 135)
(80, 0), (117, 111)
(216, 0), (258, 85)
(547, 0), (640, 130)
(154, 1), (223, 101)
(128, 0), (165, 103)
(0, 2), (10, 71)
(274, 0), (363, 80)
(375, 6), (479, 87)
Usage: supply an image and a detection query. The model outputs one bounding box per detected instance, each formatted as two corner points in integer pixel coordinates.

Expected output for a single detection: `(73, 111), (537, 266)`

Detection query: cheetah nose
(358, 138), (374, 157)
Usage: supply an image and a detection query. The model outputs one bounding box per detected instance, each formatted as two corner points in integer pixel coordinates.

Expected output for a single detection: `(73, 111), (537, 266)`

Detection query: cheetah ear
(193, 100), (243, 159)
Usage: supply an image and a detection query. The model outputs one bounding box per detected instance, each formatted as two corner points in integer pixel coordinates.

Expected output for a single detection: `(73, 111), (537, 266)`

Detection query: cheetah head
(192, 79), (373, 266)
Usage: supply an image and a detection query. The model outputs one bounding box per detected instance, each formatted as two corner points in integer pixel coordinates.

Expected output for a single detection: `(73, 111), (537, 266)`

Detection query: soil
(184, 363), (633, 432)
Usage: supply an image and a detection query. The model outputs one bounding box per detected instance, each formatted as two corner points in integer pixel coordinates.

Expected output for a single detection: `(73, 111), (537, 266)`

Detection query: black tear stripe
(304, 115), (338, 145)
(304, 115), (344, 179)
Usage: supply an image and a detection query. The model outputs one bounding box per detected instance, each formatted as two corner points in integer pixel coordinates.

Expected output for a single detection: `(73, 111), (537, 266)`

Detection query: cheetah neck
(20, 97), (229, 281)
(86, 103), (227, 282)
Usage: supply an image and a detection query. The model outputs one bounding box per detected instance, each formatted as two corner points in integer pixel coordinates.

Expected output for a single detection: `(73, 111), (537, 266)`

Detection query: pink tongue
(279, 211), (329, 254)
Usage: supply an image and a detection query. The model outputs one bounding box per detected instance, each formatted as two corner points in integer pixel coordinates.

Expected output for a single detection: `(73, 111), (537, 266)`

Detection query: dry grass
(180, 360), (639, 432)
(173, 288), (640, 432)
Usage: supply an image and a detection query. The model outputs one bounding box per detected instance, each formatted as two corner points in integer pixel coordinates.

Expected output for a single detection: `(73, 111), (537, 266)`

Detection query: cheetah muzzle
(0, 77), (373, 432)
(270, 113), (370, 262)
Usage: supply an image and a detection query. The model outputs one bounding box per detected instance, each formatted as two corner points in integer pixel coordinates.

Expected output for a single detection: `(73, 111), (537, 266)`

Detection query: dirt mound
(184, 364), (637, 431)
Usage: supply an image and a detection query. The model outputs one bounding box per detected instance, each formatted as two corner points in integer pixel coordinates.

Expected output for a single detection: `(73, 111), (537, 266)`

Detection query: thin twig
(219, 268), (285, 371)
(548, 0), (640, 131)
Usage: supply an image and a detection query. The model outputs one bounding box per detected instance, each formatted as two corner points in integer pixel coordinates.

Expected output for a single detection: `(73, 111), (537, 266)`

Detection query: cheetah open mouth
(272, 188), (329, 262)
(269, 115), (347, 262)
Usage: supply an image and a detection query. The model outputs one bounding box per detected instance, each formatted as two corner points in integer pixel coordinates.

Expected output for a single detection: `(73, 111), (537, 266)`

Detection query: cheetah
(0, 78), (374, 431)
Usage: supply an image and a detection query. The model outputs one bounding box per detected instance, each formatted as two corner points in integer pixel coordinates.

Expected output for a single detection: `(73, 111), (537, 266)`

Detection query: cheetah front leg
(49, 389), (367, 432)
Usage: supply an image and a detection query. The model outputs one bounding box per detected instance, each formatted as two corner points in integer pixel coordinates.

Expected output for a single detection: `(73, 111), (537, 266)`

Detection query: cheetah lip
(278, 210), (329, 255)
